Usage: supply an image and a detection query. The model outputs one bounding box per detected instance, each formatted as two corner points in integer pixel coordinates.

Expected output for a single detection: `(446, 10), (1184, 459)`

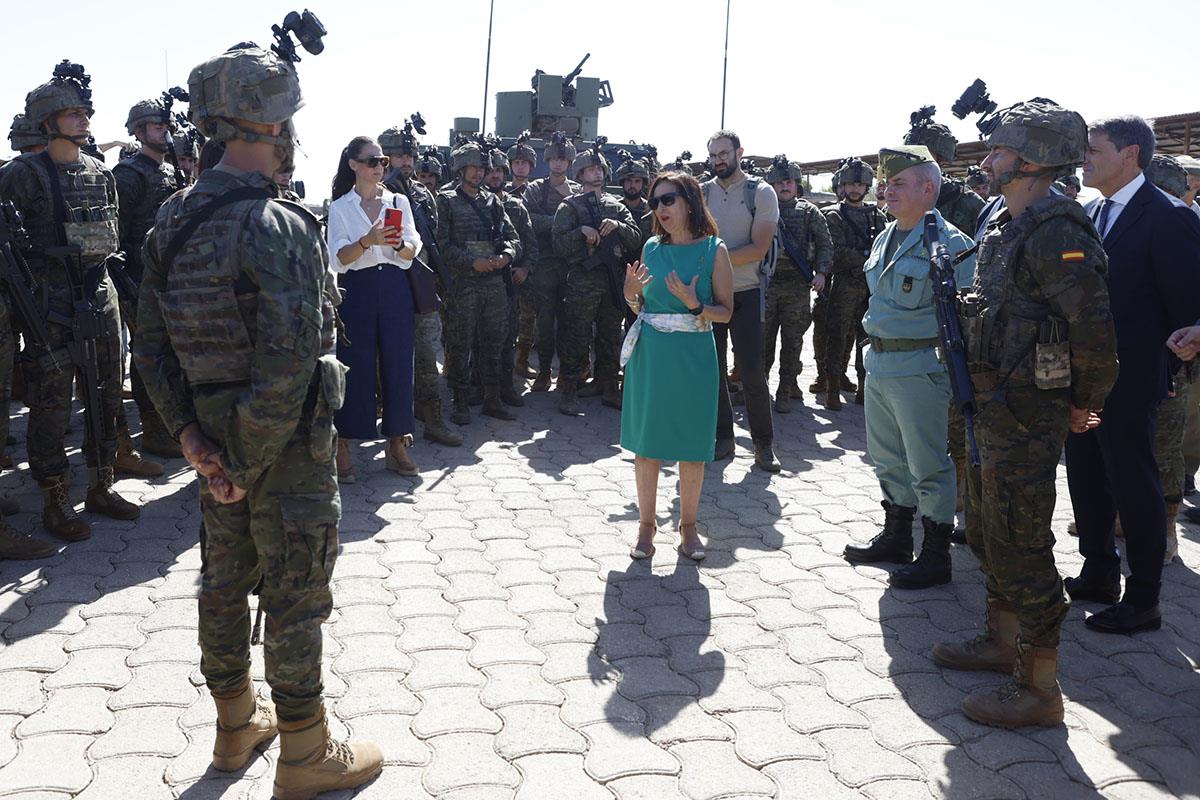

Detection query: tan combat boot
(139, 412), (182, 459)
(420, 400), (463, 447)
(84, 467), (140, 520)
(823, 375), (843, 410)
(1164, 501), (1180, 564)
(273, 711), (383, 800)
(211, 682), (277, 771)
(808, 372), (826, 394)
(932, 599), (1019, 673)
(514, 343), (537, 379)
(962, 639), (1064, 729)
(114, 427), (164, 478)
(530, 368), (552, 393)
(0, 520), (57, 560)
(39, 475), (90, 541)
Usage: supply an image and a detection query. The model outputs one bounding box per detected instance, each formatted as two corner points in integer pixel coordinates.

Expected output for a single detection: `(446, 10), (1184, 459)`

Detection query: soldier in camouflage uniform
(174, 125), (199, 184)
(966, 166), (989, 200)
(763, 156), (833, 413)
(553, 145), (640, 415)
(614, 152), (653, 247)
(818, 157), (886, 409)
(380, 123), (462, 447)
(904, 111), (985, 236)
(0, 62), (142, 544)
(524, 133), (579, 391)
(415, 146), (443, 195)
(133, 41), (382, 793)
(479, 148), (538, 407)
(505, 133), (540, 377)
(436, 140), (521, 426)
(932, 100), (1118, 729)
(113, 98), (184, 469)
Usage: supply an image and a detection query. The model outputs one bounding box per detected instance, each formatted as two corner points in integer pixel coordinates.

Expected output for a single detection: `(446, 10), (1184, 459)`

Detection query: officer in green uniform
(524, 133), (579, 391)
(842, 146), (975, 590)
(614, 152), (653, 247)
(114, 98), (184, 468)
(0, 61), (142, 543)
(506, 133), (539, 375)
(932, 100), (1118, 729)
(436, 140), (521, 426)
(819, 157), (887, 410)
(552, 145), (641, 415)
(482, 148), (538, 407)
(763, 156), (833, 413)
(134, 40), (383, 793)
(379, 123), (462, 447)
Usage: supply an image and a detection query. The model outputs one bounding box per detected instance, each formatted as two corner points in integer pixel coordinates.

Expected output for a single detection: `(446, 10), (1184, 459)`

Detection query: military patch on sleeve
(1061, 250), (1085, 262)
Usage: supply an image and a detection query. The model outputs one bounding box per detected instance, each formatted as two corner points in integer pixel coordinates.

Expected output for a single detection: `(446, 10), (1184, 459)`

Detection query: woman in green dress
(620, 172), (734, 560)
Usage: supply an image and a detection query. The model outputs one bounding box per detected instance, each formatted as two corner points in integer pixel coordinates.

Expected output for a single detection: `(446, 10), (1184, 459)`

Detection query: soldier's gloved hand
(597, 219), (618, 237)
(1167, 325), (1200, 361)
(811, 274), (827, 294)
(580, 226), (600, 246)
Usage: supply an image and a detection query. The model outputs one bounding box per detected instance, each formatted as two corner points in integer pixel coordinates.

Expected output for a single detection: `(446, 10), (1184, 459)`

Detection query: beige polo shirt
(704, 174), (780, 292)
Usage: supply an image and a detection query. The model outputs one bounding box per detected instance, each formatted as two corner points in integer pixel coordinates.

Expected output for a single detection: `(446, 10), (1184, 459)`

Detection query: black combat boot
(558, 380), (581, 416)
(468, 385), (484, 407)
(843, 500), (915, 564)
(601, 380), (622, 410)
(500, 381), (526, 408)
(889, 516), (953, 589)
(530, 369), (552, 393)
(482, 387), (516, 420)
(578, 379), (603, 398)
(451, 390), (472, 426)
(808, 372), (826, 394)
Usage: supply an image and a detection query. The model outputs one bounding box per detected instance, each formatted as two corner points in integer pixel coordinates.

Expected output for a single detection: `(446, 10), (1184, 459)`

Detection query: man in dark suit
(1065, 115), (1200, 634)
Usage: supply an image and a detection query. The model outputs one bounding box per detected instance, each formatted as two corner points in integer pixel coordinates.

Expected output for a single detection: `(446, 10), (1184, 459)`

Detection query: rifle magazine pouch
(65, 219), (119, 259)
(157, 285), (254, 384)
(1034, 318), (1071, 390)
(310, 354), (347, 462)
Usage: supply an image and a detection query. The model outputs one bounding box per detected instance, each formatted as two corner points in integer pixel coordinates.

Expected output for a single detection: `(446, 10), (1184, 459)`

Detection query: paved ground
(1, 367), (1199, 800)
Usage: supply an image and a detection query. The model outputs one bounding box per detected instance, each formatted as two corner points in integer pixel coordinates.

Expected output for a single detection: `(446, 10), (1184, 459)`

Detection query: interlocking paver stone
(669, 740), (776, 799)
(494, 704), (587, 759)
(0, 733), (94, 794)
(722, 709), (824, 766)
(411, 686), (502, 737)
(424, 732), (519, 795)
(17, 686), (114, 736)
(579, 719), (680, 781)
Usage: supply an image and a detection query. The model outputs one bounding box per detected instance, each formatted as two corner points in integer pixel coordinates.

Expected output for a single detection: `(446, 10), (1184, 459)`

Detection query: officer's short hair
(1089, 116), (1155, 170)
(707, 130), (741, 152)
(911, 161), (942, 197)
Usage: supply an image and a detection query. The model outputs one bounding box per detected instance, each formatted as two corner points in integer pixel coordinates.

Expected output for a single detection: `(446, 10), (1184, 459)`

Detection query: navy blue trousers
(335, 265), (415, 440)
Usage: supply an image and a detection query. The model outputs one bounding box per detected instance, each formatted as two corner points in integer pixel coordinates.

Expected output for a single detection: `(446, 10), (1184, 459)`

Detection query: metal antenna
(720, 0), (731, 128)
(481, 0), (495, 135)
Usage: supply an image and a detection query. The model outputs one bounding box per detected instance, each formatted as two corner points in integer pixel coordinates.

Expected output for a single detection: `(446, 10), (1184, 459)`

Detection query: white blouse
(327, 185), (422, 274)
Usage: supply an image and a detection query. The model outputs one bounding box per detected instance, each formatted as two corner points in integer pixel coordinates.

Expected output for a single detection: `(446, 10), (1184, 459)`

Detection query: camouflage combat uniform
(765, 193), (832, 398)
(496, 188), (538, 393)
(937, 178), (985, 241)
(524, 174), (579, 381)
(821, 200), (886, 398)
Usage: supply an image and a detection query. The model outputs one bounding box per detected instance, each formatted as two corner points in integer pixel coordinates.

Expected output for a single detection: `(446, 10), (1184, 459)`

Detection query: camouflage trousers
(472, 288), (519, 389)
(533, 260), (567, 372)
(413, 311), (443, 404)
(763, 273), (811, 384)
(1183, 372), (1200, 477)
(198, 404), (337, 723)
(822, 270), (869, 382)
(445, 275), (507, 390)
(966, 386), (1069, 648)
(557, 266), (623, 383)
(516, 286), (538, 353)
(0, 296), (13, 451)
(1154, 371), (1192, 501)
(26, 305), (121, 481)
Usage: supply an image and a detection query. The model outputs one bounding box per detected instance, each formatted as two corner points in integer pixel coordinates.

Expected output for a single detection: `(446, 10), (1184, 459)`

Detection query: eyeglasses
(355, 156), (390, 169)
(649, 192), (679, 210)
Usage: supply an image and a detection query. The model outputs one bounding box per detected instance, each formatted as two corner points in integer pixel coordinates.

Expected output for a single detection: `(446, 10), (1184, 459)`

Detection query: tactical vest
(961, 196), (1093, 390)
(114, 153), (180, 262)
(829, 202), (885, 271)
(20, 151), (119, 261)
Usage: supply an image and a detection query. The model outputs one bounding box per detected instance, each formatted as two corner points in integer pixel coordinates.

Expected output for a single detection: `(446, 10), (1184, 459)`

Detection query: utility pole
(481, 0), (495, 135)
(720, 0), (731, 128)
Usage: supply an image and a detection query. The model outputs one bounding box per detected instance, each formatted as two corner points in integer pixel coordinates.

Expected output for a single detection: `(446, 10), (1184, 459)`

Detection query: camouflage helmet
(378, 125), (419, 157)
(965, 165), (988, 188)
(1146, 154), (1187, 199)
(126, 98), (167, 134)
(571, 146), (610, 181)
(904, 107), (957, 164)
(488, 148), (510, 176)
(187, 43), (303, 142)
(833, 156), (873, 187)
(416, 147), (443, 179)
(1058, 173), (1081, 190)
(663, 151), (693, 176)
(765, 154), (804, 185)
(449, 141), (486, 174)
(986, 99), (1087, 170)
(506, 131), (537, 166)
(8, 114), (46, 151)
(1175, 154), (1200, 178)
(174, 126), (200, 158)
(544, 131), (577, 162)
(25, 61), (94, 128)
(613, 150), (649, 183)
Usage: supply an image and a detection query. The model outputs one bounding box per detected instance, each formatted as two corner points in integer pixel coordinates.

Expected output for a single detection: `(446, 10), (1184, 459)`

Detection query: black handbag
(406, 257), (441, 314)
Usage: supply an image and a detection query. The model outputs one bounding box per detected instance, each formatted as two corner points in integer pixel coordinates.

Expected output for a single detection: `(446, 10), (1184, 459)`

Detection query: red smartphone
(384, 208), (404, 231)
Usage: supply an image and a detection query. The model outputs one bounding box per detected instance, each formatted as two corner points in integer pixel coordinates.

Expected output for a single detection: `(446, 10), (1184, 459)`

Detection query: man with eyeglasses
(700, 130), (780, 472)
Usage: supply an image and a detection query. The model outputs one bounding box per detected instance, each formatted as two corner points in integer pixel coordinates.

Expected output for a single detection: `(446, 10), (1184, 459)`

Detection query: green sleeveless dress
(620, 236), (721, 462)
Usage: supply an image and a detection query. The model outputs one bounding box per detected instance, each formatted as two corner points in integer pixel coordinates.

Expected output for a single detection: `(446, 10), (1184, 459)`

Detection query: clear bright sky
(3, 0), (1194, 202)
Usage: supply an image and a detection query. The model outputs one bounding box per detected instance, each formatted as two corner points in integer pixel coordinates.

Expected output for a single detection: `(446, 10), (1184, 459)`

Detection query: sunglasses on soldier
(649, 192), (679, 210)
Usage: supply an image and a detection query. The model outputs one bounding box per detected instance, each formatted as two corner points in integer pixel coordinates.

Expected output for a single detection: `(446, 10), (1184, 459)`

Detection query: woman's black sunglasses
(649, 192), (679, 210)
(355, 156), (390, 169)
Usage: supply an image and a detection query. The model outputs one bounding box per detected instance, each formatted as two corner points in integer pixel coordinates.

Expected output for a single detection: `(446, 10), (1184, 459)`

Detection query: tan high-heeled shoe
(336, 438), (356, 484)
(385, 436), (419, 476)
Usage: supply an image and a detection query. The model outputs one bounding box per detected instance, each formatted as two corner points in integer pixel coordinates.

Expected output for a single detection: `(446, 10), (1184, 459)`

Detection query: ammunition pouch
(64, 218), (119, 260)
(309, 354), (347, 463)
(960, 292), (1069, 392)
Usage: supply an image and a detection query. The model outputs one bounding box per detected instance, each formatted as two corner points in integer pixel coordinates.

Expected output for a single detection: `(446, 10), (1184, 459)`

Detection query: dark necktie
(1096, 198), (1113, 239)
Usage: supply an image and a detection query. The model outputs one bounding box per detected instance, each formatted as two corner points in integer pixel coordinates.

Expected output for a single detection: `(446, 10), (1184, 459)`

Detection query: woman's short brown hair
(649, 171), (718, 243)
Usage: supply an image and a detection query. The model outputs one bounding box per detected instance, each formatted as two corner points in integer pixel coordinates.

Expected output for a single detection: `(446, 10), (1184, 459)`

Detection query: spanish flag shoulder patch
(1061, 250), (1085, 262)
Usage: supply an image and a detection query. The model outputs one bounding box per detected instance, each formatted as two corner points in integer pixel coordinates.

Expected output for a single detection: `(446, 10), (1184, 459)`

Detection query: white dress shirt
(1093, 172), (1145, 238)
(327, 186), (421, 274)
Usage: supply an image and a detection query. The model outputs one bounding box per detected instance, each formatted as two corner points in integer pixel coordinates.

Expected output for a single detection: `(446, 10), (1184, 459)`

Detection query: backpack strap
(162, 186), (273, 272)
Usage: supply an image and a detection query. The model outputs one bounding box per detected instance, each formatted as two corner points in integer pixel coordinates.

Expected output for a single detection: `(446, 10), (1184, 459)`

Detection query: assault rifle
(923, 211), (979, 466)
(0, 202), (59, 371)
(775, 223), (814, 282)
(581, 193), (628, 313)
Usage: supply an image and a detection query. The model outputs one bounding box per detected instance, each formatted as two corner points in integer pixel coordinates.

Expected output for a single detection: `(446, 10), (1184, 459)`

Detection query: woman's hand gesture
(665, 270), (700, 310)
(624, 260), (651, 298)
(362, 219), (402, 248)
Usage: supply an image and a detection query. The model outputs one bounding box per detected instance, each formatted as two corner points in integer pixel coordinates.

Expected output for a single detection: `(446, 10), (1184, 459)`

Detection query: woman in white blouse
(327, 136), (422, 481)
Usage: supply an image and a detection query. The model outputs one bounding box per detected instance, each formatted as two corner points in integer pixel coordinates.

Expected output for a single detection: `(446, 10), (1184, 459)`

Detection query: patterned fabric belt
(867, 336), (939, 353)
(620, 311), (713, 368)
